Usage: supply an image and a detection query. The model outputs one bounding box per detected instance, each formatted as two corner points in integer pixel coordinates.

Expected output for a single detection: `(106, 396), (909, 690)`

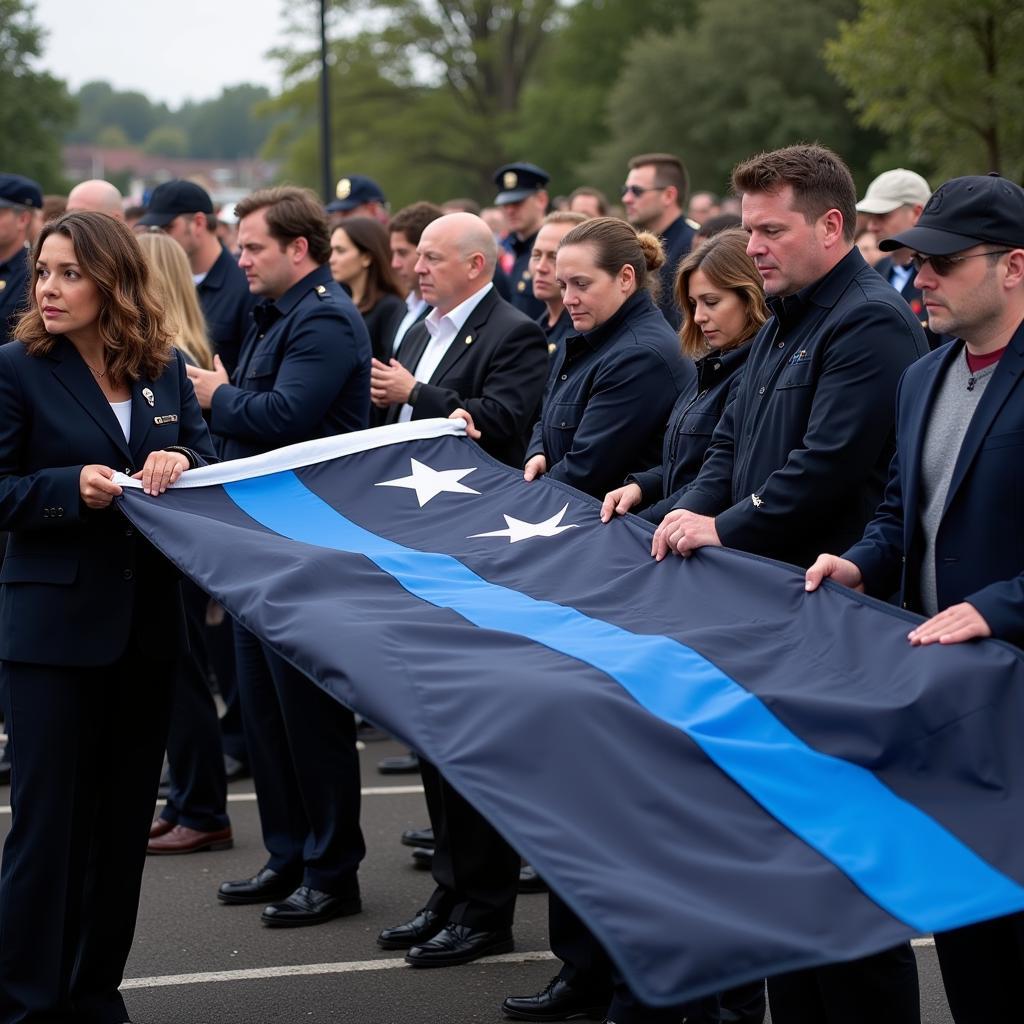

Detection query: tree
(0, 0), (76, 189)
(511, 0), (697, 194)
(179, 85), (275, 159)
(143, 125), (189, 158)
(582, 0), (885, 199)
(825, 0), (1024, 183)
(265, 0), (567, 203)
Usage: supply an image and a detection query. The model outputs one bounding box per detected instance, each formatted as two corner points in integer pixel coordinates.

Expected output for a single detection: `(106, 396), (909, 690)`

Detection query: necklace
(83, 358), (106, 379)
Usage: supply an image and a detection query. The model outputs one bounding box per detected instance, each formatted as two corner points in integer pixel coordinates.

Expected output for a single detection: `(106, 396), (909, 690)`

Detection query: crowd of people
(0, 140), (1022, 1024)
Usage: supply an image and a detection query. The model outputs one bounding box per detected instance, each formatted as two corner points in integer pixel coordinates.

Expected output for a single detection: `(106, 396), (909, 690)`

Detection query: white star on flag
(375, 459), (480, 507)
(470, 503), (580, 544)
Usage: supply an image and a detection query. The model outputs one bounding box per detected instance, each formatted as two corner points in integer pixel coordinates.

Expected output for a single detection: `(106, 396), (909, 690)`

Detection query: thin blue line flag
(115, 419), (1024, 1006)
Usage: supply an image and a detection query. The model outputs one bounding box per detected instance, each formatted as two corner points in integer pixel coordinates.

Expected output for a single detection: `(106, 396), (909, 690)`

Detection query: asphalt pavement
(0, 738), (955, 1024)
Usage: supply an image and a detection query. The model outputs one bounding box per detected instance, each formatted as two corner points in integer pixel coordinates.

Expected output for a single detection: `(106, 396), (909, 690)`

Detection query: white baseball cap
(856, 169), (932, 215)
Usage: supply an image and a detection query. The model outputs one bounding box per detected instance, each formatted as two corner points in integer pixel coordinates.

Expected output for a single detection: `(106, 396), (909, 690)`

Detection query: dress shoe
(217, 866), (302, 905)
(377, 908), (444, 949)
(410, 847), (434, 869)
(502, 976), (609, 1021)
(149, 817), (174, 839)
(223, 753), (250, 782)
(148, 824), (233, 855)
(378, 753), (420, 774)
(405, 922), (513, 968)
(518, 863), (548, 894)
(400, 826), (434, 849)
(261, 885), (361, 928)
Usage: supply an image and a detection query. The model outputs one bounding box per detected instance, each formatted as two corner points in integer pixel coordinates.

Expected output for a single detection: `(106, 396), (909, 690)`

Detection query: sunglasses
(621, 185), (667, 198)
(910, 249), (1011, 276)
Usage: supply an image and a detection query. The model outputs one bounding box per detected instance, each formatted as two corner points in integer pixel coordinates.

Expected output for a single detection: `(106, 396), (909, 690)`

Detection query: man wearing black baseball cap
(0, 173), (43, 347)
(493, 162), (550, 319)
(140, 180), (255, 375)
(807, 173), (1024, 1024)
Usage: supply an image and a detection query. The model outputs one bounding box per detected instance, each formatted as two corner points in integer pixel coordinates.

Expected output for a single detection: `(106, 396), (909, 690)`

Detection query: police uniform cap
(325, 175), (387, 213)
(880, 173), (1024, 256)
(138, 180), (214, 227)
(0, 173), (43, 211)
(493, 162), (550, 206)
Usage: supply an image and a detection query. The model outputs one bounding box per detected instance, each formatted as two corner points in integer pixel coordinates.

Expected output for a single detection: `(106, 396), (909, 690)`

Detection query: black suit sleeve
(414, 320), (548, 451)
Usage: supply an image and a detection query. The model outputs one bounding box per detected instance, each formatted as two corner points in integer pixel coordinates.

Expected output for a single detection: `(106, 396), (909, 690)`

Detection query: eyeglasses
(621, 185), (667, 198)
(910, 250), (1012, 276)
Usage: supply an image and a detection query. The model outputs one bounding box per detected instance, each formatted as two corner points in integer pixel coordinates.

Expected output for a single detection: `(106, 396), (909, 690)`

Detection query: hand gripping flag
(115, 419), (1024, 1006)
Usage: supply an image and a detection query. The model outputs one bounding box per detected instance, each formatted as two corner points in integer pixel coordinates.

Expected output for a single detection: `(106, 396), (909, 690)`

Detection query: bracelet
(163, 445), (200, 469)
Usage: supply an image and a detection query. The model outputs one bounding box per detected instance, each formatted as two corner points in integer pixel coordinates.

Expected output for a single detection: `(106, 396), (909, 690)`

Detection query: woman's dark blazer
(0, 338), (215, 667)
(361, 292), (406, 364)
(632, 343), (751, 523)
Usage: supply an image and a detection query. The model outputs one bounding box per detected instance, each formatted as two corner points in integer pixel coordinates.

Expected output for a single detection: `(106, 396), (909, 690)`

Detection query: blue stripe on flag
(224, 470), (1024, 933)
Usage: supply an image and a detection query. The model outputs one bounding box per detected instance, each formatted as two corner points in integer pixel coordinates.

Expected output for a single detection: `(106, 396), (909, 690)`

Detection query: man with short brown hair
(623, 152), (698, 328)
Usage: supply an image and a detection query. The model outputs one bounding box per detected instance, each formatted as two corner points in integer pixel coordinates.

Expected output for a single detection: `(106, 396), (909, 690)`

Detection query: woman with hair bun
(602, 227), (768, 525)
(0, 211), (215, 1023)
(518, 216), (695, 498)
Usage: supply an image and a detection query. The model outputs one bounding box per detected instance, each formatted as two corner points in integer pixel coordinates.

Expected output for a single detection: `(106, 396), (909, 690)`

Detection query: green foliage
(69, 81), (168, 144)
(583, 0), (885, 198)
(825, 0), (1024, 183)
(0, 0), (76, 190)
(143, 125), (189, 158)
(177, 85), (275, 159)
(511, 0), (697, 194)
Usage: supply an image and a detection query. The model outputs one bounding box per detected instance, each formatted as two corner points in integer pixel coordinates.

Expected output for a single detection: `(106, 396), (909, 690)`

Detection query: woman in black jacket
(328, 216), (405, 364)
(601, 228), (768, 524)
(0, 212), (215, 1024)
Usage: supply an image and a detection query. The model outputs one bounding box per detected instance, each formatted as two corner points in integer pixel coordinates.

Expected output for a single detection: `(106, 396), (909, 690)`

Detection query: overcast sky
(33, 0), (300, 106)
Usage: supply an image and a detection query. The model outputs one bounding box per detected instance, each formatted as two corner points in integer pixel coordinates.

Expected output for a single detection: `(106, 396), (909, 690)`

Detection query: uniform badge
(0, 280), (6, 291)
(316, 284), (328, 295)
(464, 335), (473, 345)
(517, 281), (526, 292)
(503, 171), (518, 190)
(142, 387), (155, 406)
(336, 178), (352, 199)
(154, 414), (179, 425)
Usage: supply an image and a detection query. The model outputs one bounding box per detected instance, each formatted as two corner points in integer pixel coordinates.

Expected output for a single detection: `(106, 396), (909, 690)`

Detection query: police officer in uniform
(326, 174), (390, 228)
(187, 186), (373, 927)
(0, 174), (42, 347)
(493, 162), (550, 320)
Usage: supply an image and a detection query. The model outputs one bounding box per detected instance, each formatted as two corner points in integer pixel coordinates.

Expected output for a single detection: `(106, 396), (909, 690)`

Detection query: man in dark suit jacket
(807, 173), (1024, 1024)
(187, 186), (372, 929)
(372, 211), (548, 469)
(370, 212), (547, 968)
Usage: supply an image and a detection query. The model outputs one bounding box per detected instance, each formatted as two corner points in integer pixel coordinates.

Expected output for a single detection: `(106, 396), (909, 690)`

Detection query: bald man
(371, 217), (547, 967)
(371, 211), (548, 468)
(65, 179), (125, 220)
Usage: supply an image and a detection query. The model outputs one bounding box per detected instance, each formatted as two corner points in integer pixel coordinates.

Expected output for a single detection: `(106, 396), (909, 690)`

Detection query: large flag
(116, 419), (1024, 1006)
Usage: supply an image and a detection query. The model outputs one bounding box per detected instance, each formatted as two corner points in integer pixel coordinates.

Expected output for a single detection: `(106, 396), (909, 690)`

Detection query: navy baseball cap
(138, 180), (214, 227)
(0, 173), (43, 210)
(493, 163), (550, 205)
(326, 175), (387, 213)
(880, 173), (1024, 255)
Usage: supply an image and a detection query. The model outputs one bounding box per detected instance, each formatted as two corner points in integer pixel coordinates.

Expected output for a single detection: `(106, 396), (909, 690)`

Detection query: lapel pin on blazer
(142, 387), (155, 406)
(464, 335), (473, 345)
(154, 414), (179, 425)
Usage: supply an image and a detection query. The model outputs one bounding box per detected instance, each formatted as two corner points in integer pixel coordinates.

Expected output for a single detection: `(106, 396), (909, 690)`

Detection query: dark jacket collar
(768, 247), (866, 328)
(199, 244), (235, 291)
(567, 289), (656, 353)
(254, 264), (331, 331)
(694, 339), (751, 389)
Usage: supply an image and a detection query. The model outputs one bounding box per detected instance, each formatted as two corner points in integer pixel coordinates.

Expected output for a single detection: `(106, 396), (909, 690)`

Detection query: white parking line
(120, 951), (557, 990)
(0, 785), (423, 816)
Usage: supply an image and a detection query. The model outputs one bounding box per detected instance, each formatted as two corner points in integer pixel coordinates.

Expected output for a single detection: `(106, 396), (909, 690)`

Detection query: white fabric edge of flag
(114, 418), (466, 490)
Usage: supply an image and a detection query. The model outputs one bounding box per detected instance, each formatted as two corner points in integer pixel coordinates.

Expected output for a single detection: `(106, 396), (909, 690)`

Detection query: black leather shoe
(261, 885), (361, 927)
(400, 826), (434, 849)
(378, 753), (421, 774)
(502, 976), (609, 1021)
(518, 863), (548, 894)
(405, 922), (513, 967)
(410, 847), (434, 869)
(377, 908), (444, 949)
(217, 867), (301, 905)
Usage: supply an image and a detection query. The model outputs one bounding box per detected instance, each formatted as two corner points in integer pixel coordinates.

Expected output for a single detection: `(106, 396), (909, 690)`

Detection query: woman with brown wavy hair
(0, 211), (215, 1024)
(601, 228), (768, 525)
